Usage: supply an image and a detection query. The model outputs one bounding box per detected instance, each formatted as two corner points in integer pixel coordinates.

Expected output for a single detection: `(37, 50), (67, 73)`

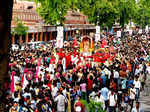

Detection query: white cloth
(62, 89), (67, 98)
(49, 64), (55, 73)
(130, 88), (136, 100)
(54, 94), (67, 112)
(133, 80), (141, 89)
(22, 73), (28, 90)
(62, 57), (66, 72)
(139, 64), (143, 72)
(52, 86), (58, 98)
(113, 71), (119, 78)
(23, 92), (31, 100)
(14, 97), (20, 102)
(109, 93), (117, 107)
(135, 69), (140, 75)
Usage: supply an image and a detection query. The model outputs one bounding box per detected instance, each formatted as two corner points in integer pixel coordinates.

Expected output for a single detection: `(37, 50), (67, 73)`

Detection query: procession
(4, 27), (149, 112)
(1, 0), (150, 112)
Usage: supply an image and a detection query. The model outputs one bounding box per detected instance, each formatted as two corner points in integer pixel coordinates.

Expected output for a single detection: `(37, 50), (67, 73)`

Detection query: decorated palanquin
(80, 36), (94, 56)
(93, 45), (116, 65)
(93, 48), (110, 63)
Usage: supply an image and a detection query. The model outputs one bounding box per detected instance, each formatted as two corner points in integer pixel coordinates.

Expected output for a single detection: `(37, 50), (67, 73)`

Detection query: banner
(117, 31), (121, 37)
(138, 29), (142, 34)
(56, 26), (64, 48)
(95, 33), (100, 42)
(56, 37), (63, 48)
(95, 26), (100, 42)
(57, 26), (64, 38)
(96, 26), (100, 34)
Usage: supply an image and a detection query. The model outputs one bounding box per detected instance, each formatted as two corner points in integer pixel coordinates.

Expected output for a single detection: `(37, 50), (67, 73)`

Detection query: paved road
(139, 75), (150, 112)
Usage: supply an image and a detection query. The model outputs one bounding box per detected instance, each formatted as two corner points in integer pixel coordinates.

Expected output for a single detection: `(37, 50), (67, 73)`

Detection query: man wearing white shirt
(108, 90), (117, 112)
(54, 90), (67, 112)
(130, 84), (136, 111)
(133, 76), (141, 101)
(113, 70), (120, 88)
(49, 62), (55, 74)
(52, 83), (58, 99)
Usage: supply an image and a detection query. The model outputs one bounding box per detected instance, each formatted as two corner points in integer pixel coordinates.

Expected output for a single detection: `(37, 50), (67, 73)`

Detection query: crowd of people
(2, 28), (150, 112)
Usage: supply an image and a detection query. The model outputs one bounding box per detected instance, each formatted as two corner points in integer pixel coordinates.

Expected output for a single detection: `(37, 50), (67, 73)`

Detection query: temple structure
(11, 0), (96, 44)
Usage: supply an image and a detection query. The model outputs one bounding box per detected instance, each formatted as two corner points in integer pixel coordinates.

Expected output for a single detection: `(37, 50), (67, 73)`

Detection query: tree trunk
(19, 35), (22, 45)
(0, 0), (13, 111)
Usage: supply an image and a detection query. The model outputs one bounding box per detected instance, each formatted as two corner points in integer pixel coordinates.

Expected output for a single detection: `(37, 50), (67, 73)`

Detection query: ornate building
(11, 0), (96, 44)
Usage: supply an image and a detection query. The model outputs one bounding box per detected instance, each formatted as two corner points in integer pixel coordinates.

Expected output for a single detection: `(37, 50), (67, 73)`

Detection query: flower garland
(26, 71), (33, 81)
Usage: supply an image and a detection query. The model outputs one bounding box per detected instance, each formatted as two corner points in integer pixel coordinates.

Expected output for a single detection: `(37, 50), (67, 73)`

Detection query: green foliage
(35, 0), (72, 26)
(11, 18), (28, 36)
(77, 0), (118, 28)
(31, 0), (150, 28)
(80, 99), (105, 112)
(117, 0), (138, 27)
(133, 0), (150, 28)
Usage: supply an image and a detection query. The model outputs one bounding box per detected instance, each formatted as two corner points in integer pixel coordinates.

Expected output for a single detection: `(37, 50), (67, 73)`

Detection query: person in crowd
(131, 101), (144, 112)
(74, 96), (85, 112)
(129, 84), (136, 111)
(54, 90), (67, 112)
(108, 89), (117, 112)
(100, 85), (109, 111)
(133, 76), (141, 101)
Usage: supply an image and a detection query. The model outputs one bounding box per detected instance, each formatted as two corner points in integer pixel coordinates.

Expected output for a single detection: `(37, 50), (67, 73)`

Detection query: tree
(117, 0), (138, 28)
(0, 0), (13, 111)
(77, 0), (118, 29)
(133, 0), (150, 28)
(12, 18), (28, 36)
(11, 18), (28, 44)
(35, 0), (72, 26)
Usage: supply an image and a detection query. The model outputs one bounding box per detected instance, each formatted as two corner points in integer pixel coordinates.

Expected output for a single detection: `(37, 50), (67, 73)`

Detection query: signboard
(56, 26), (64, 48)
(117, 31), (121, 37)
(95, 33), (100, 42)
(138, 29), (142, 34)
(96, 26), (100, 34)
(57, 26), (64, 38)
(95, 26), (100, 42)
(145, 25), (149, 33)
(56, 37), (63, 48)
